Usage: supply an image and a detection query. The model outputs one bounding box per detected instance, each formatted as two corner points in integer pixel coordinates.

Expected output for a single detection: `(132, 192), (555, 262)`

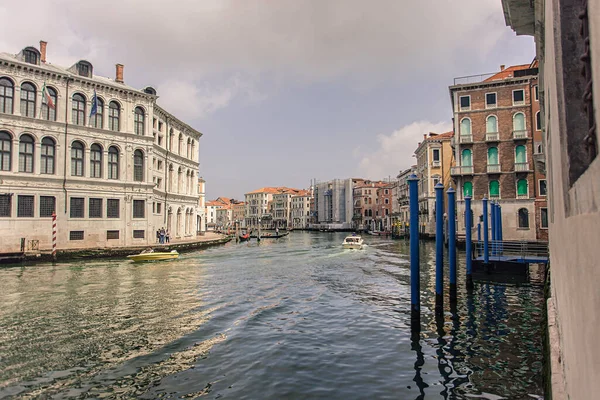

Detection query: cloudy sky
(0, 0), (534, 200)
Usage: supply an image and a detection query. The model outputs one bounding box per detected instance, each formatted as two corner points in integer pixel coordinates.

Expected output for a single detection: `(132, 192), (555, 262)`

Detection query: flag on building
(41, 82), (55, 110)
(89, 89), (98, 119)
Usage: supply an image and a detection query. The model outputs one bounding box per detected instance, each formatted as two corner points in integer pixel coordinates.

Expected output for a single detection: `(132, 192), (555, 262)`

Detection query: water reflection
(0, 233), (544, 399)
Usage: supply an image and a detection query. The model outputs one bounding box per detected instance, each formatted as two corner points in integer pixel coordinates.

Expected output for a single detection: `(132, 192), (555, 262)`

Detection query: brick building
(449, 62), (546, 241)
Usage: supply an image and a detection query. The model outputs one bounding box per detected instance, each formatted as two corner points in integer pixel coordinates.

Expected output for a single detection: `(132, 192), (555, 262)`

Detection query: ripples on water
(0, 232), (544, 399)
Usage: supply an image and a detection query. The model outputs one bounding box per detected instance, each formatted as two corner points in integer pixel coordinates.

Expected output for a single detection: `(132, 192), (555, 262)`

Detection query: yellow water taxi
(127, 249), (179, 262)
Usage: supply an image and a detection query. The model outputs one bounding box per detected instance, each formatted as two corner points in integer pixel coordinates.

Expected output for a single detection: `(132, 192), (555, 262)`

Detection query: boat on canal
(342, 235), (364, 250)
(239, 233), (250, 242)
(127, 249), (179, 262)
(250, 232), (290, 239)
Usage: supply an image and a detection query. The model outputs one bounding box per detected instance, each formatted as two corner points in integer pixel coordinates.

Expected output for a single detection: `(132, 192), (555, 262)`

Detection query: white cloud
(357, 121), (453, 180)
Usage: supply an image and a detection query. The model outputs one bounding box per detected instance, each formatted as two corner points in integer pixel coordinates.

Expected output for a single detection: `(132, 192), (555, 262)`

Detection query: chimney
(115, 64), (124, 83)
(39, 40), (47, 63)
(500, 65), (506, 71)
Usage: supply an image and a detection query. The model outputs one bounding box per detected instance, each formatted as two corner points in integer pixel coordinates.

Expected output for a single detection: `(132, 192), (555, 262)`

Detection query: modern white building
(312, 179), (353, 230)
(0, 41), (201, 252)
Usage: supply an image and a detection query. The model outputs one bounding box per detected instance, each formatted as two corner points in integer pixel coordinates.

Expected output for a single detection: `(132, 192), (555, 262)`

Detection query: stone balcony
(486, 132), (500, 142)
(515, 162), (529, 172)
(513, 130), (528, 140)
(487, 164), (501, 173)
(459, 134), (473, 144)
(451, 166), (474, 175)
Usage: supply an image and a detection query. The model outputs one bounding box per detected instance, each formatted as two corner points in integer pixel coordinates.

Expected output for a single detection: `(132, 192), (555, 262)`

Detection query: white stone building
(290, 190), (311, 229)
(197, 177), (206, 233)
(0, 41), (201, 252)
(244, 187), (279, 228)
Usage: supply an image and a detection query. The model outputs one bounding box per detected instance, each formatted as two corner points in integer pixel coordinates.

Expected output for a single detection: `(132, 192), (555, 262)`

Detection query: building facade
(414, 131), (453, 236)
(0, 41), (201, 252)
(272, 188), (301, 228)
(449, 65), (542, 241)
(197, 177), (206, 233)
(290, 190), (311, 229)
(392, 166), (416, 234)
(313, 179), (353, 230)
(502, 1), (600, 397)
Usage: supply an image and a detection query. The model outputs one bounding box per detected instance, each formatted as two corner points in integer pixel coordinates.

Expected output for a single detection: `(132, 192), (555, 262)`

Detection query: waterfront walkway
(0, 232), (232, 264)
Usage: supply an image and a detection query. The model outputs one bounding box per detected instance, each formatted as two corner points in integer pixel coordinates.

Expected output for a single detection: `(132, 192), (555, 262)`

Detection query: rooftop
(452, 60), (538, 86)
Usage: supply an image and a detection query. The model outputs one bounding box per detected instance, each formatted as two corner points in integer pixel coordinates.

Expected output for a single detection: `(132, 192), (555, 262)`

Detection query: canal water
(0, 232), (545, 399)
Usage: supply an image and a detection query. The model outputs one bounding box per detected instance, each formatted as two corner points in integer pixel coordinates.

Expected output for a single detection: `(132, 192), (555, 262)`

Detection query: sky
(0, 0), (534, 200)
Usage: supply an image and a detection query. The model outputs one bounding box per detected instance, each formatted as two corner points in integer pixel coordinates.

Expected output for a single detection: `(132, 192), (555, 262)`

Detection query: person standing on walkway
(156, 229), (160, 244)
(166, 230), (170, 243)
(160, 228), (165, 244)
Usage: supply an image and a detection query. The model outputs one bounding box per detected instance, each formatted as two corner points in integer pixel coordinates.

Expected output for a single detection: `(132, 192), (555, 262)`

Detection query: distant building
(272, 188), (302, 228)
(502, 2), (600, 397)
(392, 166), (416, 233)
(313, 179), (353, 230)
(449, 63), (545, 241)
(197, 178), (206, 233)
(291, 190), (312, 229)
(244, 187), (299, 228)
(205, 197), (231, 229)
(414, 131), (454, 236)
(231, 201), (246, 228)
(375, 182), (395, 231)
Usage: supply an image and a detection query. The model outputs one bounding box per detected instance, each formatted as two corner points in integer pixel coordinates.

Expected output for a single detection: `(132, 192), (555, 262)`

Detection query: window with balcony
(489, 180), (500, 199)
(513, 112), (526, 136)
(461, 149), (472, 167)
(487, 147), (500, 173)
(515, 145), (527, 170)
(460, 118), (471, 136)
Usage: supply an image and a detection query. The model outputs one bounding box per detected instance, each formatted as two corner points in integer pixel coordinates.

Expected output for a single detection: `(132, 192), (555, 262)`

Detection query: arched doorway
(167, 207), (173, 234)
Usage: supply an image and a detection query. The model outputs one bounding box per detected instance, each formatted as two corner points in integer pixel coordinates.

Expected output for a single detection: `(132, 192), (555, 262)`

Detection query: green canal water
(0, 232), (544, 399)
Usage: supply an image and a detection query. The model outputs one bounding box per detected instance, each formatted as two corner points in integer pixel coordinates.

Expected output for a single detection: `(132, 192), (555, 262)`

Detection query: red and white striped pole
(52, 212), (57, 261)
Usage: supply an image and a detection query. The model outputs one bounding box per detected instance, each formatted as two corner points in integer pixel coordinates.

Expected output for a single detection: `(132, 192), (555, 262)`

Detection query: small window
(108, 101), (120, 131)
(20, 83), (36, 118)
(518, 208), (529, 229)
(534, 85), (539, 101)
(432, 149), (440, 162)
(19, 134), (34, 173)
(69, 231), (84, 240)
(134, 150), (144, 182)
(107, 199), (120, 218)
(0, 78), (15, 114)
(157, 202), (162, 214)
(107, 230), (120, 240)
(486, 93), (497, 107)
(517, 179), (529, 197)
(17, 195), (34, 217)
(40, 196), (56, 217)
(133, 230), (145, 239)
(108, 146), (119, 179)
(0, 194), (11, 217)
(385, 198), (389, 205)
(459, 95), (470, 110)
(41, 137), (55, 174)
(489, 180), (500, 198)
(77, 62), (91, 77)
(23, 49), (38, 65)
(41, 86), (57, 121)
(70, 197), (85, 218)
(539, 179), (547, 196)
(71, 141), (85, 176)
(513, 89), (525, 105)
(89, 198), (102, 218)
(90, 144), (102, 178)
(72, 93), (86, 125)
(536, 111), (541, 130)
(463, 181), (473, 197)
(541, 208), (548, 228)
(134, 107), (145, 135)
(133, 200), (145, 218)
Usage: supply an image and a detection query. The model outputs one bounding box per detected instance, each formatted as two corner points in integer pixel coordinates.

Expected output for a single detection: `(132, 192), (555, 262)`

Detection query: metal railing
(487, 164), (501, 173)
(513, 130), (528, 139)
(475, 240), (549, 260)
(515, 162), (529, 172)
(486, 132), (500, 141)
(453, 72), (497, 85)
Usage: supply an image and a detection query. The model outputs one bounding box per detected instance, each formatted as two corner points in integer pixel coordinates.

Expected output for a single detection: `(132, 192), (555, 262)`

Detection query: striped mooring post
(434, 183), (444, 313)
(447, 187), (457, 302)
(52, 212), (57, 261)
(408, 174), (420, 325)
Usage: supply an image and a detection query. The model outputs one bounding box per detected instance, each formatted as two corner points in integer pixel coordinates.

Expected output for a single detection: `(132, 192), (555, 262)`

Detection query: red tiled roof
(424, 131), (454, 142)
(484, 64), (532, 82)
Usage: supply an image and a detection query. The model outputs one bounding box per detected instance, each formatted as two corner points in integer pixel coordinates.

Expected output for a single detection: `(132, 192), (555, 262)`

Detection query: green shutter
(515, 145), (526, 163)
(486, 116), (497, 133)
(463, 182), (473, 197)
(460, 119), (471, 135)
(488, 147), (498, 165)
(489, 180), (499, 197)
(461, 149), (472, 166)
(517, 179), (528, 196)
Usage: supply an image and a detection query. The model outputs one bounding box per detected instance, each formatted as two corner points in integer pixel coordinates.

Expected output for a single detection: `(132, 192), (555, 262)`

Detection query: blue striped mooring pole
(482, 197), (489, 265)
(447, 187), (457, 302)
(465, 195), (473, 289)
(434, 183), (444, 311)
(490, 202), (497, 256)
(408, 174), (420, 323)
(497, 204), (503, 254)
(477, 222), (481, 257)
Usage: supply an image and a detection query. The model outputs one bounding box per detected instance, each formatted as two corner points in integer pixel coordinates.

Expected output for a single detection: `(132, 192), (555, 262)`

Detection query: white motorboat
(342, 235), (364, 250)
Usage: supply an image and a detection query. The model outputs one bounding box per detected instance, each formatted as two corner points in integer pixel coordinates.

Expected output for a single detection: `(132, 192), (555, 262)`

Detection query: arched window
(90, 144), (102, 178)
(41, 137), (55, 174)
(513, 112), (526, 131)
(489, 180), (500, 198)
(461, 149), (472, 166)
(92, 98), (104, 129)
(486, 115), (498, 133)
(20, 82), (36, 118)
(18, 134), (34, 173)
(178, 134), (183, 154)
(108, 146), (119, 180)
(487, 147), (499, 165)
(517, 179), (528, 197)
(191, 140), (195, 161)
(460, 118), (471, 136)
(41, 86), (57, 121)
(463, 181), (473, 197)
(178, 167), (183, 192)
(0, 131), (12, 171)
(0, 78), (14, 114)
(518, 208), (529, 228)
(71, 141), (84, 176)
(133, 149), (144, 182)
(108, 101), (120, 131)
(23, 48), (39, 64)
(134, 107), (145, 135)
(72, 93), (86, 125)
(187, 138), (191, 158)
(536, 111), (541, 130)
(168, 164), (174, 192)
(515, 145), (527, 164)
(169, 129), (174, 150)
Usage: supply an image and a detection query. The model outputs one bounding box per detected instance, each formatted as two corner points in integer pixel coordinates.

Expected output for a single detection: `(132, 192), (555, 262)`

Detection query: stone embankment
(0, 233), (232, 264)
